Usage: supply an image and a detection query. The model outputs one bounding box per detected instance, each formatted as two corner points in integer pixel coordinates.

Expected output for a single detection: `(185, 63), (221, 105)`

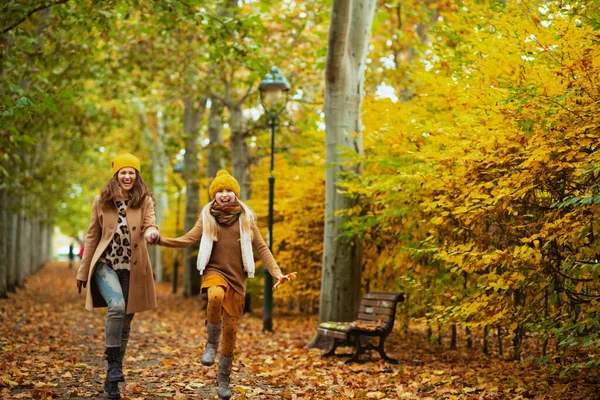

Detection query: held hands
(273, 272), (297, 291)
(76, 280), (87, 294)
(145, 229), (160, 245)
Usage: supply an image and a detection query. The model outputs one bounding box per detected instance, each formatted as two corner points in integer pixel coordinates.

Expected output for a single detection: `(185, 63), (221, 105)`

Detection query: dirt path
(0, 262), (598, 399)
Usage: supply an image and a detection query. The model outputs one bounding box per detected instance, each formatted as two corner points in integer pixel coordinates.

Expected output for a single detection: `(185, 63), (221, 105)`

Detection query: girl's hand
(77, 280), (87, 294)
(145, 229), (160, 245)
(273, 272), (297, 291)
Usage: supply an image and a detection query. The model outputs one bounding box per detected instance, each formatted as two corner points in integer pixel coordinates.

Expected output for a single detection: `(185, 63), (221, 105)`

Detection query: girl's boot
(217, 354), (234, 399)
(201, 321), (222, 366)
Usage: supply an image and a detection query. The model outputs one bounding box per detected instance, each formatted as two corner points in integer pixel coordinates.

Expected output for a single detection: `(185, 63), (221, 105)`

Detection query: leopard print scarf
(210, 202), (242, 225)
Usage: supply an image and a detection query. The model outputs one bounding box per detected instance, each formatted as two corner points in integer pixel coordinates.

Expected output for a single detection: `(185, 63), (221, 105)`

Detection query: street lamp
(259, 66), (290, 332)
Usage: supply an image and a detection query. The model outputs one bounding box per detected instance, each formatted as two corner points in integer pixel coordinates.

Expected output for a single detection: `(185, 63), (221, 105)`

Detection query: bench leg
(322, 338), (340, 358)
(345, 334), (365, 364)
(376, 336), (398, 364)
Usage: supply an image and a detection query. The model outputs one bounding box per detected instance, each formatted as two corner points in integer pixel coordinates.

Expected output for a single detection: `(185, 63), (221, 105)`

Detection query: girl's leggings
(206, 286), (239, 357)
(93, 262), (135, 349)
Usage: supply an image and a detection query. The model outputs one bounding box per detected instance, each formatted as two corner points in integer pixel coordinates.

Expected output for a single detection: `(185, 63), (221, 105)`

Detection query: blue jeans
(93, 262), (134, 349)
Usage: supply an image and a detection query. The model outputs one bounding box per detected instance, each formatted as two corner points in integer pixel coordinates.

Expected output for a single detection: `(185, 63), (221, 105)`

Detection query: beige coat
(76, 195), (159, 314)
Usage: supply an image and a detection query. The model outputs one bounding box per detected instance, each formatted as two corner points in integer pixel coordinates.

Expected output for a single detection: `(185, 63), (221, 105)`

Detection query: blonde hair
(201, 198), (255, 241)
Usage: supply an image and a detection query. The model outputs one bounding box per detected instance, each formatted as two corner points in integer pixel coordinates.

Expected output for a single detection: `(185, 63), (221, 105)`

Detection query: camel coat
(76, 195), (159, 314)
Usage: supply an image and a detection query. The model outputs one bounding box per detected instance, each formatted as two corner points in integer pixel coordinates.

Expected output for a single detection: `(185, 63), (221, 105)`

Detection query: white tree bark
(182, 91), (207, 297)
(206, 99), (225, 184)
(318, 0), (377, 324)
(153, 108), (169, 281)
(229, 103), (251, 200)
(140, 106), (169, 282)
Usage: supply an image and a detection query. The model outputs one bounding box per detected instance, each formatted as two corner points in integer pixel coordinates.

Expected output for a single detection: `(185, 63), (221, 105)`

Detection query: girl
(76, 153), (159, 399)
(152, 170), (292, 400)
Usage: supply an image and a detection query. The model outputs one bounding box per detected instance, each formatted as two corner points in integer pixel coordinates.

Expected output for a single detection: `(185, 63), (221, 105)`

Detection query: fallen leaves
(0, 262), (599, 399)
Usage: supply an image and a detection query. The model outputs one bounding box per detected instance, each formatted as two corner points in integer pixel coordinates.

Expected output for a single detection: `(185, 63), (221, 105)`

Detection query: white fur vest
(196, 214), (255, 278)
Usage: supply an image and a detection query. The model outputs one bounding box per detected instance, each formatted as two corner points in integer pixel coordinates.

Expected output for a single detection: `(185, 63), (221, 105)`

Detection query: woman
(151, 170), (292, 400)
(76, 153), (159, 399)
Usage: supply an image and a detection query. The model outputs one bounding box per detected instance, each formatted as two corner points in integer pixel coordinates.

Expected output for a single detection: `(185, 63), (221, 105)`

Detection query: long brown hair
(99, 170), (154, 209)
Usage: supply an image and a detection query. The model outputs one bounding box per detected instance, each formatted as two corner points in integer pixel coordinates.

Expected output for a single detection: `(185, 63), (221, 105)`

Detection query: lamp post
(259, 66), (290, 332)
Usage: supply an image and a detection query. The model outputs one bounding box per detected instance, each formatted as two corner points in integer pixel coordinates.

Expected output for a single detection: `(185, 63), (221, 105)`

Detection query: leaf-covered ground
(1, 262), (598, 399)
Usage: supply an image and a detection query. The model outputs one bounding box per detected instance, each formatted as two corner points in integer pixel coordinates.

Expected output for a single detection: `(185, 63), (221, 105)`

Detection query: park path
(0, 261), (597, 399)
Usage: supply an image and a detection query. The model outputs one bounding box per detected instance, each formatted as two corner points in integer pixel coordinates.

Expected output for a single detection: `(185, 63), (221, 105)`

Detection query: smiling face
(214, 189), (236, 206)
(117, 167), (137, 192)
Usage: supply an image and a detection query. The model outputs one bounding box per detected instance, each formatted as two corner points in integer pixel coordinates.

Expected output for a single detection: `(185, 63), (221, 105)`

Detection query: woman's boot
(104, 347), (123, 399)
(217, 354), (234, 399)
(105, 347), (125, 382)
(201, 321), (222, 366)
(103, 377), (120, 400)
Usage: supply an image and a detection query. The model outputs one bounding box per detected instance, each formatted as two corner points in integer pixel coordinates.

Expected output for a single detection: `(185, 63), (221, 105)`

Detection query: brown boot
(202, 321), (222, 366)
(217, 354), (234, 399)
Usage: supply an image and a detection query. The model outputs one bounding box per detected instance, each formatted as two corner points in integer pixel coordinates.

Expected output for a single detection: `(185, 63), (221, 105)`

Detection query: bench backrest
(357, 292), (404, 332)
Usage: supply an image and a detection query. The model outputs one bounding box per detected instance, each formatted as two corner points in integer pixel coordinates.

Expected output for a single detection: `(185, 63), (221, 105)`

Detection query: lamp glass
(263, 88), (284, 105)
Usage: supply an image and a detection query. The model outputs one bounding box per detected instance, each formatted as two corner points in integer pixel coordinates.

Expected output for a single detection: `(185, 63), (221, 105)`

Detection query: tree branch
(1, 0), (70, 35)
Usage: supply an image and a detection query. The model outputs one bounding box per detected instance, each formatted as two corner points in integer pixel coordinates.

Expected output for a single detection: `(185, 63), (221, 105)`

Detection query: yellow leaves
(430, 216), (444, 225)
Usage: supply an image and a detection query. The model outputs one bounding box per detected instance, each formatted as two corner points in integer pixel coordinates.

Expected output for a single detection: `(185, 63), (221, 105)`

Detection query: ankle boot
(217, 354), (234, 399)
(201, 321), (222, 366)
(105, 347), (124, 383)
(103, 376), (120, 399)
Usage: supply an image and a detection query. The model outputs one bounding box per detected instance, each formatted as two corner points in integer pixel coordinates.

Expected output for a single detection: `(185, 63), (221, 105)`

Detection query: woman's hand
(273, 272), (297, 291)
(77, 280), (87, 294)
(145, 229), (160, 245)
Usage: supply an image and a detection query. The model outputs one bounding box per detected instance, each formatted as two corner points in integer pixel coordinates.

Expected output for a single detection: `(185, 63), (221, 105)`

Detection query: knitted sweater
(160, 218), (282, 296)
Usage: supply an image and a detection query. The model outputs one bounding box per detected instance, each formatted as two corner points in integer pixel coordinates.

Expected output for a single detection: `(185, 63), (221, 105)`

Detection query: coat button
(132, 226), (136, 231)
(134, 244), (138, 249)
(134, 261), (137, 265)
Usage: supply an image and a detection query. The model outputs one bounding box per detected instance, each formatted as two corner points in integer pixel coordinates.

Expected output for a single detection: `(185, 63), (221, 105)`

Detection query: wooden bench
(317, 292), (404, 363)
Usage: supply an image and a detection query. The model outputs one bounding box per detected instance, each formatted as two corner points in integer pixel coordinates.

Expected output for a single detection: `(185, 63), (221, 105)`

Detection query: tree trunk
(512, 289), (523, 361)
(0, 188), (7, 298)
(17, 209), (29, 286)
(182, 94), (207, 297)
(229, 103), (251, 200)
(7, 209), (17, 292)
(466, 326), (472, 349)
(497, 325), (503, 356)
(206, 99), (225, 184)
(317, 0), (376, 326)
(140, 108), (169, 282)
(45, 223), (53, 263)
(483, 325), (489, 355)
(29, 217), (38, 272)
(450, 324), (457, 350)
(153, 108), (169, 281)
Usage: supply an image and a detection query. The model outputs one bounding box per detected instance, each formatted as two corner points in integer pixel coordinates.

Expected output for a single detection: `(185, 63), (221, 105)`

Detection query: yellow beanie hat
(111, 153), (141, 176)
(209, 170), (240, 199)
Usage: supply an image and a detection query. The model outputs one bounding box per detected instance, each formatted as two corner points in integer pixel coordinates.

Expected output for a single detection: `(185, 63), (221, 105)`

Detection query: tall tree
(206, 99), (225, 181)
(318, 0), (377, 324)
(182, 68), (208, 296)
